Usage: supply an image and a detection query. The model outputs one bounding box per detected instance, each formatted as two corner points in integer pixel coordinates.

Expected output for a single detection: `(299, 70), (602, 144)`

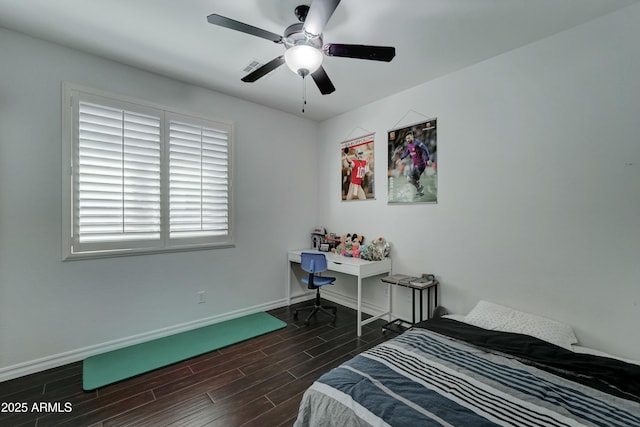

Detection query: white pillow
(463, 300), (578, 350)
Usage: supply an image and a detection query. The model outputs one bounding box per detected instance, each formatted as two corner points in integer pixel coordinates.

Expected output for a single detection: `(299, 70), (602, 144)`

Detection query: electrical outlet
(197, 291), (206, 304)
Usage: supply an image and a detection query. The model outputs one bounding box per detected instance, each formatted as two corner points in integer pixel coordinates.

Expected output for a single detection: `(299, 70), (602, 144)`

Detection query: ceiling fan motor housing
(284, 23), (323, 49)
(294, 5), (310, 22)
(283, 21), (324, 76)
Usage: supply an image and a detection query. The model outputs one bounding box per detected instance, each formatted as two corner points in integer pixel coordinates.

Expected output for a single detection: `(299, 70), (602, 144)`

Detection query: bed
(294, 302), (640, 426)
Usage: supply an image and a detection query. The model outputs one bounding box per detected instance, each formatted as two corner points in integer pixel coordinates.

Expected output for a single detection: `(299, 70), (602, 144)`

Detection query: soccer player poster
(340, 133), (375, 201)
(387, 119), (437, 204)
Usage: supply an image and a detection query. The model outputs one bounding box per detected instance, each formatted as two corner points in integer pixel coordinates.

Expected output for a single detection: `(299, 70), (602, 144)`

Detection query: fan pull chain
(301, 75), (307, 113)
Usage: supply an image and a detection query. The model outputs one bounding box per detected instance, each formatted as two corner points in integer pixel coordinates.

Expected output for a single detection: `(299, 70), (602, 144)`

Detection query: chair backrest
(301, 252), (328, 274)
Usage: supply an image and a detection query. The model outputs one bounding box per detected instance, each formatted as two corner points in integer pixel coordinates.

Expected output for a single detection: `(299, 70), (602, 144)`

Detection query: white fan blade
(304, 0), (341, 37)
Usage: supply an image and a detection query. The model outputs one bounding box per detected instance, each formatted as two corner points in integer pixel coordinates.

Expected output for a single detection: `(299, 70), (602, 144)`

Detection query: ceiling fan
(206, 0), (396, 96)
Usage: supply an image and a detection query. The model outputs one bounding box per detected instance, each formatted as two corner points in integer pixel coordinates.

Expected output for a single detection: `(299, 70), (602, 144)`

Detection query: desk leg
(286, 260), (291, 306)
(387, 282), (392, 322)
(427, 288), (430, 319)
(434, 283), (438, 308)
(357, 276), (363, 337)
(411, 289), (416, 325)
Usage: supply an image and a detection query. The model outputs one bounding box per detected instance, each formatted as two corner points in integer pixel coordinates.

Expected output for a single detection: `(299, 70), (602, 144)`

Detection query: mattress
(294, 318), (640, 426)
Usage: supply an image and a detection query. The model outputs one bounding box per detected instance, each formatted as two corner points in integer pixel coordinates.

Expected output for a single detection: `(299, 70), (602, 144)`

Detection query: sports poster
(387, 119), (437, 204)
(340, 133), (375, 201)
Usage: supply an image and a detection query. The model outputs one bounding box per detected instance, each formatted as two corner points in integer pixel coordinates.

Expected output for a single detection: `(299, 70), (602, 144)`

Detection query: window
(62, 84), (234, 259)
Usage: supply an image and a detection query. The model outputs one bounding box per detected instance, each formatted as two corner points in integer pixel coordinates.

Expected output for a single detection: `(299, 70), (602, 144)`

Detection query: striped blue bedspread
(295, 326), (640, 426)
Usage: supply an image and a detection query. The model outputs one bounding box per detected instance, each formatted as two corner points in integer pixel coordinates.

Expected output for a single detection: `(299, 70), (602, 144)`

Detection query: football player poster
(341, 133), (375, 201)
(387, 119), (437, 204)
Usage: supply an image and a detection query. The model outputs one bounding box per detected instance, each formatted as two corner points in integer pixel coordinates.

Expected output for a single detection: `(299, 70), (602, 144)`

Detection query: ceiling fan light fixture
(284, 44), (323, 76)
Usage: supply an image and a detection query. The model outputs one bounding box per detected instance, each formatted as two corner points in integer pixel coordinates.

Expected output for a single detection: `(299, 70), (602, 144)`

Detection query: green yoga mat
(83, 312), (286, 390)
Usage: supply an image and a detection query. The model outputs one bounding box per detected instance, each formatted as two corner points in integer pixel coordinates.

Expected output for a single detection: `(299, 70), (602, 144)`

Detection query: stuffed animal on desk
(349, 234), (363, 258)
(352, 238), (361, 258)
(361, 236), (390, 261)
(333, 234), (347, 254)
(335, 233), (364, 257)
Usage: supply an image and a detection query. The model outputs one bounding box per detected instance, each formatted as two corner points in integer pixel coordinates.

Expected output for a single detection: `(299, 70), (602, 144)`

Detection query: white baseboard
(1, 294), (394, 383)
(0, 299), (289, 383)
(289, 291), (316, 305)
(320, 288), (393, 320)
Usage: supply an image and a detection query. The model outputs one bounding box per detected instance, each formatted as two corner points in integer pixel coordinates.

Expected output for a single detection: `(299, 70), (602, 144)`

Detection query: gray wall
(317, 3), (640, 359)
(0, 28), (318, 379)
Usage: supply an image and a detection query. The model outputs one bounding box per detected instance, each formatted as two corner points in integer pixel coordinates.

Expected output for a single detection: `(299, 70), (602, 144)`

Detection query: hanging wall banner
(340, 133), (375, 201)
(387, 119), (437, 204)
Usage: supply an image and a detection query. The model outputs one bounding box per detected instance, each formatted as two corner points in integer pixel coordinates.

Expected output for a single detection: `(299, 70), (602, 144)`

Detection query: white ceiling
(0, 0), (637, 121)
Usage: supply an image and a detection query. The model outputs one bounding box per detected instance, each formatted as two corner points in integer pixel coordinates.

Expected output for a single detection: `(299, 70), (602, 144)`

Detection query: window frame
(61, 83), (235, 260)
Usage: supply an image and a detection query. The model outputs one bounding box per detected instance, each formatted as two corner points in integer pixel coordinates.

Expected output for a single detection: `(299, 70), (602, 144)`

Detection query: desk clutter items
(310, 226), (326, 249)
(310, 227), (391, 260)
(383, 273), (435, 288)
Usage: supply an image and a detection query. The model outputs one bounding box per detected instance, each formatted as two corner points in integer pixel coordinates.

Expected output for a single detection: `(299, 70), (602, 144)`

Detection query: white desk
(287, 249), (392, 336)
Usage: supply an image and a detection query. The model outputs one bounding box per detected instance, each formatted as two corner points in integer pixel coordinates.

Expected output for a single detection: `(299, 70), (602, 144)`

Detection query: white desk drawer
(326, 259), (359, 275)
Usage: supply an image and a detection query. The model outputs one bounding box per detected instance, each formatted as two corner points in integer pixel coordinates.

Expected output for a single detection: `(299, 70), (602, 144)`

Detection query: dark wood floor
(1, 300), (394, 427)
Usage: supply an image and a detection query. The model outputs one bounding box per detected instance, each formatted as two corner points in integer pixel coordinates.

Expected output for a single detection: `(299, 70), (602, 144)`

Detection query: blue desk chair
(293, 252), (338, 325)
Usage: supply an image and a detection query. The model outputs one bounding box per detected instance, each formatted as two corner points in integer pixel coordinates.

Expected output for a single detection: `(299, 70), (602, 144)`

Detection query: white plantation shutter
(169, 118), (230, 241)
(63, 84), (234, 259)
(75, 101), (162, 252)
